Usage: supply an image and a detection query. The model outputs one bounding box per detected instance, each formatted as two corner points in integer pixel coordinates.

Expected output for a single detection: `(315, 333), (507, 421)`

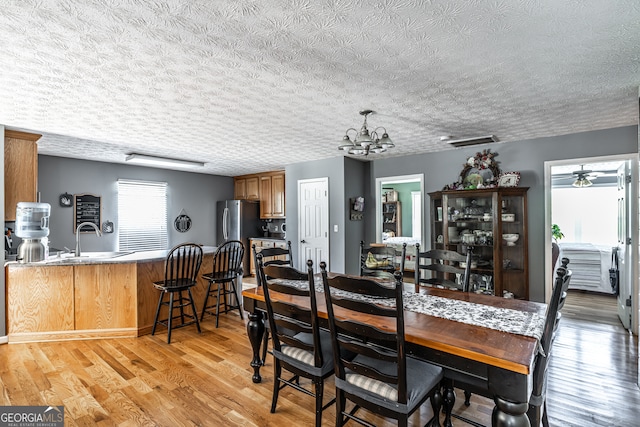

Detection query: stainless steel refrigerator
(216, 199), (260, 274)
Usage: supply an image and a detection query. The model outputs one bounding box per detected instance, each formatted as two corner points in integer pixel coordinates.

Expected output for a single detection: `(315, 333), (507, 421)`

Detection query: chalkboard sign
(74, 194), (102, 233)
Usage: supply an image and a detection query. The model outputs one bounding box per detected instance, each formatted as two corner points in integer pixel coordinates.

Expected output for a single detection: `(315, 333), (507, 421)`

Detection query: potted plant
(552, 224), (564, 242)
(551, 224), (564, 270)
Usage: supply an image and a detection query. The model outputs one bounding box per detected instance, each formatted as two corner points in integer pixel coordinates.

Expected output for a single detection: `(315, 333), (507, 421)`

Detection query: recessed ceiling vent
(444, 135), (499, 147)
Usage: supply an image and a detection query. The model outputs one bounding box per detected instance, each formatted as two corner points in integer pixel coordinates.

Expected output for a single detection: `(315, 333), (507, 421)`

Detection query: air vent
(446, 135), (499, 147)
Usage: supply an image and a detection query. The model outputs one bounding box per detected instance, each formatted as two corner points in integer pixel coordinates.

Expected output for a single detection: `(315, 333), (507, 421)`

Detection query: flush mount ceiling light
(338, 110), (394, 156)
(443, 135), (499, 147)
(125, 153), (205, 168)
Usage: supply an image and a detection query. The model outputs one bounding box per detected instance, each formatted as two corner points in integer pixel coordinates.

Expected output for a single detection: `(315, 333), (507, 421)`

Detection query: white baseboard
(0, 336), (8, 344)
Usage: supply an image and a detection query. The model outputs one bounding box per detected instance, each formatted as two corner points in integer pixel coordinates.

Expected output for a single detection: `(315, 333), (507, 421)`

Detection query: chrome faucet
(75, 222), (101, 256)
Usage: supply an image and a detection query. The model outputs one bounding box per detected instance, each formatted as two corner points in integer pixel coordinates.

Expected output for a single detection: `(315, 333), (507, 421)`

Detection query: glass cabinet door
(429, 187), (529, 299)
(499, 191), (528, 299)
(443, 191), (497, 295)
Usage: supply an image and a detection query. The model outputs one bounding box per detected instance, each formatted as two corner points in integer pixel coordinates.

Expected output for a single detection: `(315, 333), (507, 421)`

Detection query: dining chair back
(151, 243), (203, 344)
(257, 256), (334, 427)
(414, 243), (472, 292)
(201, 240), (245, 327)
(253, 241), (293, 271)
(252, 240), (294, 364)
(527, 260), (571, 427)
(454, 260), (572, 427)
(359, 241), (406, 278)
(320, 263), (443, 427)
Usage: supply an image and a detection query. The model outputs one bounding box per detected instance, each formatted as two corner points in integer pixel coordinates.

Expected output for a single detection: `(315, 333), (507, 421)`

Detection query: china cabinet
(429, 187), (529, 299)
(382, 201), (401, 237)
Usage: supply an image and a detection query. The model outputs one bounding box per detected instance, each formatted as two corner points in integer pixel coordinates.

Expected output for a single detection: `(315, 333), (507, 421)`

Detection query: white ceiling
(1, 1), (639, 176)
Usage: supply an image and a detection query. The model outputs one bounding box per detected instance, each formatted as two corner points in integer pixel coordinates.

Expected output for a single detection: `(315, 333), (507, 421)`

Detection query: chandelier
(338, 110), (394, 156)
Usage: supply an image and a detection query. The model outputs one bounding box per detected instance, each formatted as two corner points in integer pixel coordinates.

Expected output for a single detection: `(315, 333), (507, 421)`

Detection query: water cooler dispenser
(15, 202), (51, 263)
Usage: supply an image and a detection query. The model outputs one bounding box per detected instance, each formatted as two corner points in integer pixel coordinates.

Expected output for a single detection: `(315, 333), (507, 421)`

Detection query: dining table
(242, 277), (547, 427)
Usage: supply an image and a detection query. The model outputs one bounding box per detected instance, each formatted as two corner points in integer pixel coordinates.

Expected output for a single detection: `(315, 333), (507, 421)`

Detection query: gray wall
(285, 156), (368, 273)
(37, 155), (233, 253)
(368, 125), (638, 301)
(343, 158), (368, 275)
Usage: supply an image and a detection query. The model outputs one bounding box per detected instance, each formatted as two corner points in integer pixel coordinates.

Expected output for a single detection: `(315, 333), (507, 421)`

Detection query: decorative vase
(365, 252), (379, 268)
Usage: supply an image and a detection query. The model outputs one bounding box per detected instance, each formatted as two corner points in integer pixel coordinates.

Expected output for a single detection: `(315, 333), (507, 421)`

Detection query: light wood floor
(0, 289), (637, 426)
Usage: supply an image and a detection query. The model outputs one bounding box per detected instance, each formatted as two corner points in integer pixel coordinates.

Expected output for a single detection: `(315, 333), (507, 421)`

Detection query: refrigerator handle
(223, 207), (229, 240)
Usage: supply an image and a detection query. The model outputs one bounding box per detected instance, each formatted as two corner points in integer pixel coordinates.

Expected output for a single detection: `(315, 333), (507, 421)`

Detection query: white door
(617, 162), (632, 330)
(298, 178), (329, 272)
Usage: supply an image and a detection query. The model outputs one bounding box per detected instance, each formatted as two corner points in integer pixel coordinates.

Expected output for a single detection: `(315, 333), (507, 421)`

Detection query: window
(551, 186), (618, 246)
(118, 179), (168, 251)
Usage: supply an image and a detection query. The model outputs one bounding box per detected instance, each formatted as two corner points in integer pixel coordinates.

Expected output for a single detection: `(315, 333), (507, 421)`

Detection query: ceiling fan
(570, 165), (603, 187)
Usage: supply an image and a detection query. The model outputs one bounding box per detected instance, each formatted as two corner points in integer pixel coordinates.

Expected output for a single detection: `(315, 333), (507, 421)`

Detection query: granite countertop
(6, 245), (218, 267)
(250, 237), (287, 242)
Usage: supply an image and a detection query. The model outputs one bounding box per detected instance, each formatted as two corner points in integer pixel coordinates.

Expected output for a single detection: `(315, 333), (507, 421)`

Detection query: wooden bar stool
(201, 240), (245, 327)
(151, 243), (203, 344)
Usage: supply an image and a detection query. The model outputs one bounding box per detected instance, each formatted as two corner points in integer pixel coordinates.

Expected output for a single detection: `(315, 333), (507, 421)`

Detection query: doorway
(297, 177), (329, 273)
(375, 174), (425, 246)
(544, 154), (638, 335)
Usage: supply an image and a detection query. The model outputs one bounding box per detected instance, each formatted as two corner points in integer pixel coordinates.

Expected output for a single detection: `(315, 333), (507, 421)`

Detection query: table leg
(442, 379), (455, 427)
(247, 309), (265, 383)
(492, 396), (530, 427)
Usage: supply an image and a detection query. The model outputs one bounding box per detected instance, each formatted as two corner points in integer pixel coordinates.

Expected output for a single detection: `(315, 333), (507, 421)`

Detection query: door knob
(300, 239), (306, 243)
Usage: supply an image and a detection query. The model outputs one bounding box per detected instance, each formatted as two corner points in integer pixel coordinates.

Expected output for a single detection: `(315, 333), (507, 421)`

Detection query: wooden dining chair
(254, 241), (293, 270)
(200, 240), (245, 327)
(320, 263), (444, 427)
(252, 241), (294, 365)
(257, 256), (334, 427)
(527, 261), (571, 427)
(414, 243), (472, 292)
(454, 261), (572, 427)
(359, 241), (406, 278)
(151, 243), (203, 344)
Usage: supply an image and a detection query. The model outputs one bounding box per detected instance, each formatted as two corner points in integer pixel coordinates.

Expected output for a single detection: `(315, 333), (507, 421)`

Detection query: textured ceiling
(1, 0), (639, 176)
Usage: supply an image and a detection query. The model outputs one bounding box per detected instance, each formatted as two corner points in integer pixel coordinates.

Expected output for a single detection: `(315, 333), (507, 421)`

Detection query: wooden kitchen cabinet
(6, 265), (75, 334)
(260, 172), (285, 219)
(235, 171), (285, 219)
(74, 263), (137, 329)
(6, 262), (137, 342)
(234, 176), (259, 200)
(4, 130), (40, 221)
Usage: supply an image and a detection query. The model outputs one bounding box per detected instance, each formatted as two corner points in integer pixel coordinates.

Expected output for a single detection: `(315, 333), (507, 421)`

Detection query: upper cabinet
(234, 175), (259, 200)
(235, 171), (285, 219)
(4, 130), (41, 221)
(429, 187), (529, 300)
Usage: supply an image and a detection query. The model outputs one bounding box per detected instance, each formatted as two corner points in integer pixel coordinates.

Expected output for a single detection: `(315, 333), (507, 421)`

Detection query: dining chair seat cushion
(346, 373), (398, 401)
(281, 346), (314, 366)
(272, 330), (334, 376)
(335, 354), (443, 413)
(335, 355), (443, 413)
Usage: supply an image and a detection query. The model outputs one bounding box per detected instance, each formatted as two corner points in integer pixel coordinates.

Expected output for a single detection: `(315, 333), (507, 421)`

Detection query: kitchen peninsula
(5, 246), (217, 343)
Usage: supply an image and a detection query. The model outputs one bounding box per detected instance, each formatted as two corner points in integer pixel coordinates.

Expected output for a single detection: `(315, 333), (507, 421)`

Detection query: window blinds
(117, 179), (168, 252)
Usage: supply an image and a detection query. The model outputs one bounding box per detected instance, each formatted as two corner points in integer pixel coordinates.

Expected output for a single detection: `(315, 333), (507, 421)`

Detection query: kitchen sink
(45, 251), (133, 263)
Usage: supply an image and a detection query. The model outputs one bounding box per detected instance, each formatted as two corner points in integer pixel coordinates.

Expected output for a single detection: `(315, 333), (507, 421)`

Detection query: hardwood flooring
(0, 288), (637, 426)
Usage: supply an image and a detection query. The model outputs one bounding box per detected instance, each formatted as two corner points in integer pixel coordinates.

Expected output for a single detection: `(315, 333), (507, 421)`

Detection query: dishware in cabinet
(429, 187), (529, 299)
